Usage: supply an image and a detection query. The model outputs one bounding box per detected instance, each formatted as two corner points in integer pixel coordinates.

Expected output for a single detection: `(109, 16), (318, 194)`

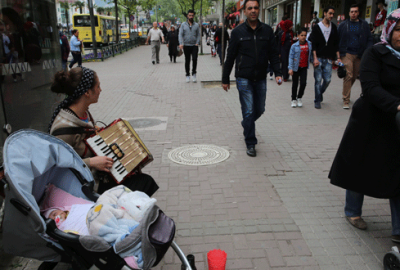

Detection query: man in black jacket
(338, 4), (373, 109)
(222, 0), (282, 157)
(309, 6), (341, 109)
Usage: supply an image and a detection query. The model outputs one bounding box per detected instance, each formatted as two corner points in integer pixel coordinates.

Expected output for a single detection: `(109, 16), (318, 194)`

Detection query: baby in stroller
(40, 184), (158, 269)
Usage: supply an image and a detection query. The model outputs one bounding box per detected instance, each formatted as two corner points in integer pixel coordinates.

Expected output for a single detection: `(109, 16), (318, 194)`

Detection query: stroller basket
(2, 129), (192, 270)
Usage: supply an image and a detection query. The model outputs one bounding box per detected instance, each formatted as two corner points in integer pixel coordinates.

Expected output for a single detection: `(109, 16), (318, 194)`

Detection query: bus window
(74, 15), (98, 27)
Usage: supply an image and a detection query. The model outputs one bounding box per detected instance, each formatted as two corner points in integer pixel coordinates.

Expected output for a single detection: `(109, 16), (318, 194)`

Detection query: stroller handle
(171, 241), (193, 270)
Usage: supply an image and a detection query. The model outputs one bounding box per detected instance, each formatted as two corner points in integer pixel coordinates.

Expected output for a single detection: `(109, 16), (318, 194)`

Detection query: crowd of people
(51, 0), (400, 245)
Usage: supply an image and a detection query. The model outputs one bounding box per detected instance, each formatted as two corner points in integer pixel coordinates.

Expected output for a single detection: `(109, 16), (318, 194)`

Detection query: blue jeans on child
(236, 77), (267, 148)
(313, 58), (332, 103)
(345, 190), (400, 235)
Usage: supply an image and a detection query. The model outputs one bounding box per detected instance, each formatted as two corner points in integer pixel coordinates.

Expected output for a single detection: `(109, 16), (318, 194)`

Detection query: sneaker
(343, 103), (350, 109)
(345, 216), (367, 230)
(314, 102), (321, 109)
(291, 100), (297, 108)
(246, 147), (256, 157)
(269, 76), (273, 80)
(297, 98), (303, 107)
(392, 235), (400, 243)
(192, 74), (197, 83)
(186, 76), (190, 83)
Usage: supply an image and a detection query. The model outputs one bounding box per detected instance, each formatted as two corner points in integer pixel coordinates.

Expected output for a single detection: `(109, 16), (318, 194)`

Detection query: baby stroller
(1, 129), (193, 270)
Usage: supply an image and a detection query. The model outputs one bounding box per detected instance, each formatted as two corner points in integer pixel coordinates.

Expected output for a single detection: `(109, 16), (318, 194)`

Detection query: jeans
(292, 67), (307, 100)
(313, 58), (332, 103)
(345, 190), (400, 235)
(69, 52), (82, 68)
(183, 46), (198, 76)
(236, 77), (267, 148)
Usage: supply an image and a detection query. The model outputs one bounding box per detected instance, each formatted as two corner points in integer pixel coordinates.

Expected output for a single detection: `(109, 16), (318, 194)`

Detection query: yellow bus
(72, 14), (118, 45)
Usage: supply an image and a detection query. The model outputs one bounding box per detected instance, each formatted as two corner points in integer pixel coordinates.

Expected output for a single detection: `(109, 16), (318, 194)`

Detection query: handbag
(177, 47), (183, 57)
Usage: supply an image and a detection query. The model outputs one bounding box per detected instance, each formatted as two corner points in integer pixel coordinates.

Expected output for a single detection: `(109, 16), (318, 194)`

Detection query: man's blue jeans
(236, 77), (267, 148)
(313, 58), (332, 103)
(345, 190), (400, 235)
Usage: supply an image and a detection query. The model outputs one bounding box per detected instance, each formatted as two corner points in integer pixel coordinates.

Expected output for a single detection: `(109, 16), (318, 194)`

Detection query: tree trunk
(66, 9), (70, 33)
(114, 0), (119, 43)
(80, 7), (82, 14)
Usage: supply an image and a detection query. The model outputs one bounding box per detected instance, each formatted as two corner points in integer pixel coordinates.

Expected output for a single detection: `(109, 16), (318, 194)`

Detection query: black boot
(170, 56), (172, 62)
(174, 56), (176, 63)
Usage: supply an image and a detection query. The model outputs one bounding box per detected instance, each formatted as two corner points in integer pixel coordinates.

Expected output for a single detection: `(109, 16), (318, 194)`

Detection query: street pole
(200, 0), (203, 54)
(156, 2), (158, 23)
(221, 0), (226, 76)
(87, 0), (97, 57)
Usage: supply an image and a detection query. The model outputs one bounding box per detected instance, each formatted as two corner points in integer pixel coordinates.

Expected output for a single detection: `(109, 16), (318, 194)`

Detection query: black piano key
(117, 166), (124, 173)
(101, 145), (108, 151)
(115, 163), (122, 170)
(95, 137), (102, 143)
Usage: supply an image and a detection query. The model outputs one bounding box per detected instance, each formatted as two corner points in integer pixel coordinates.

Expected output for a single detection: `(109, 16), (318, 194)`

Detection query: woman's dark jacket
(168, 31), (179, 56)
(222, 20), (282, 84)
(329, 44), (400, 198)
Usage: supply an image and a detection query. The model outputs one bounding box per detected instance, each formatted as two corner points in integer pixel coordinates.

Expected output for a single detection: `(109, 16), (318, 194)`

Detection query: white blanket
(58, 203), (94, 235)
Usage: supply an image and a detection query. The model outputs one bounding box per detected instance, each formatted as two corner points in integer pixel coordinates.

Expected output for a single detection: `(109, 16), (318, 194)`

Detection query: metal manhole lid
(168, 144), (230, 166)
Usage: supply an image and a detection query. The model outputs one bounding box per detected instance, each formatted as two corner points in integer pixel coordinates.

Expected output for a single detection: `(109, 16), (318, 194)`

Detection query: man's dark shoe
(314, 102), (321, 109)
(157, 62), (159, 64)
(346, 216), (367, 230)
(152, 61), (155, 65)
(392, 235), (400, 243)
(246, 147), (256, 157)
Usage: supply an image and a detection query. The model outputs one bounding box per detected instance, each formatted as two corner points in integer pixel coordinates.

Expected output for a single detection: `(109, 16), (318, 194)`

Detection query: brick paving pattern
(0, 40), (395, 270)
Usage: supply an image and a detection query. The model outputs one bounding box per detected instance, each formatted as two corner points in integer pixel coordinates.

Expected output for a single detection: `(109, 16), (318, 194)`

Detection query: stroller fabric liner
(1, 130), (180, 270)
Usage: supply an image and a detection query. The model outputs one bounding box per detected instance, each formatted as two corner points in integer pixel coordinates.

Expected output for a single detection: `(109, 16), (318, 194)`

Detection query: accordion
(85, 119), (153, 184)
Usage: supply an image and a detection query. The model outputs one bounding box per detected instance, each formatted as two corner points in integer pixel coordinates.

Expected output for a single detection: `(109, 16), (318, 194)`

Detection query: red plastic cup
(207, 249), (227, 270)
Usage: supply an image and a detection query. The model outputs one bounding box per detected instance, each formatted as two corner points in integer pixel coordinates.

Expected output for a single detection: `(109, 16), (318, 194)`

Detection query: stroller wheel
(384, 251), (400, 270)
(38, 262), (58, 270)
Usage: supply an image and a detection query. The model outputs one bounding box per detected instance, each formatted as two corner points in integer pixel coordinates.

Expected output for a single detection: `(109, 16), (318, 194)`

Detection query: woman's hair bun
(51, 68), (83, 96)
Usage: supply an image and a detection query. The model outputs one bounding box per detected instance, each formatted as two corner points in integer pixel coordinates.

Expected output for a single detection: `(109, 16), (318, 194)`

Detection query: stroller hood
(2, 129), (94, 261)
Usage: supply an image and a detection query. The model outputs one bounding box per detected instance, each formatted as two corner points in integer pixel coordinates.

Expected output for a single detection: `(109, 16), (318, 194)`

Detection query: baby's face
(49, 209), (67, 221)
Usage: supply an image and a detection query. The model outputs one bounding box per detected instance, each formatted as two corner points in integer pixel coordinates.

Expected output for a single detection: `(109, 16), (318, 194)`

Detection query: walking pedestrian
(59, 27), (70, 72)
(222, 0), (282, 157)
(69, 29), (82, 69)
(338, 4), (373, 109)
(179, 9), (201, 83)
(308, 6), (341, 109)
(145, 22), (164, 65)
(372, 0), (387, 35)
(215, 22), (229, 65)
(278, 20), (295, 81)
(329, 9), (400, 240)
(288, 28), (312, 108)
(167, 25), (179, 63)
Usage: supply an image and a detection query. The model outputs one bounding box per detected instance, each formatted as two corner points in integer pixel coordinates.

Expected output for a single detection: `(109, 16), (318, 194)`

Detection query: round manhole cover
(129, 118), (163, 128)
(168, 145), (230, 166)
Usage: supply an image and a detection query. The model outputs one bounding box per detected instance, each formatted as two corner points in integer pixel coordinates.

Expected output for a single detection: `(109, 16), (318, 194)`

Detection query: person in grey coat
(179, 9), (201, 83)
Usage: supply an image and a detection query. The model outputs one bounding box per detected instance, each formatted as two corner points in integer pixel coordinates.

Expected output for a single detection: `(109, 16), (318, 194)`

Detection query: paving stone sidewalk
(0, 41), (395, 270)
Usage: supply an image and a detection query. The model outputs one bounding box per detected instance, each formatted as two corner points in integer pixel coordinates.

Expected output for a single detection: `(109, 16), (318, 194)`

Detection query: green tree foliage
(96, 7), (105, 14)
(72, 1), (86, 14)
(59, 1), (71, 32)
(173, 0), (216, 19)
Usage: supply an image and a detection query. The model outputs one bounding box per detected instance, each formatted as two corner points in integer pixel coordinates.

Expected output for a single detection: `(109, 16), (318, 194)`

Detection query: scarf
(48, 67), (95, 132)
(378, 8), (400, 60)
(281, 20), (294, 46)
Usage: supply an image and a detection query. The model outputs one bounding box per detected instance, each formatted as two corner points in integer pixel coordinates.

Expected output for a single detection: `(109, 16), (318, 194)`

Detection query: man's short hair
(282, 16), (288, 21)
(323, 6), (335, 14)
(187, 9), (195, 15)
(244, 0), (260, 9)
(71, 29), (78, 34)
(350, 4), (359, 10)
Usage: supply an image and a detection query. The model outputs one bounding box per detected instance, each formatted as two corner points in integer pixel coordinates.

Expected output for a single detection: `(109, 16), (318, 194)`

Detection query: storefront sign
(237, 0), (244, 10)
(366, 6), (371, 18)
(388, 0), (399, 14)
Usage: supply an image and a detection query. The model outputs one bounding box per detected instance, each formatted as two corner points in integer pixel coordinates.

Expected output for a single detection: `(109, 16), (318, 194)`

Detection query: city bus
(72, 14), (119, 45)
